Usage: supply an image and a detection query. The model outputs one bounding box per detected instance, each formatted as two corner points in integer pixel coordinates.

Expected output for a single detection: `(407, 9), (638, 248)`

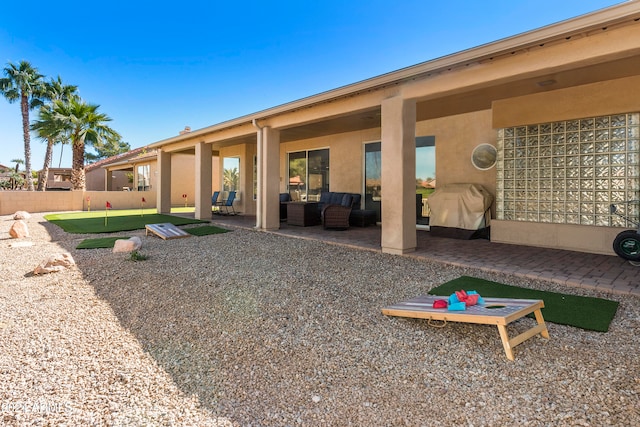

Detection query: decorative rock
(113, 236), (143, 253)
(33, 253), (75, 275)
(13, 211), (31, 220)
(9, 220), (30, 238)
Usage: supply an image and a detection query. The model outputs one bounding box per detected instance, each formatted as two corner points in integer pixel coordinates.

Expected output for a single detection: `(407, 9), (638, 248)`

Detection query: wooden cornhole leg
(497, 308), (549, 361)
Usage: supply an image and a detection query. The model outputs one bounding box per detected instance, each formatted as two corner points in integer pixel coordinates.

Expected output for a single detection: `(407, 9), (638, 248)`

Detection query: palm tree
(32, 105), (68, 190)
(11, 158), (24, 173)
(0, 61), (46, 191)
(223, 167), (239, 191)
(32, 76), (78, 190)
(53, 98), (121, 190)
(9, 158), (24, 190)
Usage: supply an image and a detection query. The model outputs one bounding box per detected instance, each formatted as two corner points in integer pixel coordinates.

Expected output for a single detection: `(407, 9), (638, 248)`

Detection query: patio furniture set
(281, 192), (377, 229)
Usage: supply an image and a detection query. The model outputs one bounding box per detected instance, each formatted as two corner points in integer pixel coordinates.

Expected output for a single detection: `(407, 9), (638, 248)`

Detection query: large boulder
(112, 236), (143, 253)
(33, 253), (76, 275)
(13, 211), (31, 220)
(9, 220), (29, 238)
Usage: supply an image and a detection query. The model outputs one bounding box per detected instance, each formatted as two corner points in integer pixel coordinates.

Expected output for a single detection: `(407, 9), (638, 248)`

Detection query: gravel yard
(1, 213), (639, 426)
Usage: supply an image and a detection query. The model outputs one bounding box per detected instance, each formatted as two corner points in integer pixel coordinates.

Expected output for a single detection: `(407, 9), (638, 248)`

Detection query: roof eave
(149, 1), (640, 148)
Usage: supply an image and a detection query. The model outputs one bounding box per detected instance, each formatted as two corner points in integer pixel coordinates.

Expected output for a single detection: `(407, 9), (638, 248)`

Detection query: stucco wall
(0, 190), (157, 215)
(491, 77), (640, 255)
(417, 109), (497, 199)
(279, 128), (380, 196)
(277, 113), (496, 208)
(492, 220), (621, 255)
(492, 75), (640, 128)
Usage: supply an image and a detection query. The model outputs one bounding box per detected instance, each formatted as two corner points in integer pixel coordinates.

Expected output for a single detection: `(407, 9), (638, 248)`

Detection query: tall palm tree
(0, 61), (46, 191)
(53, 98), (121, 190)
(32, 76), (78, 190)
(32, 105), (68, 190)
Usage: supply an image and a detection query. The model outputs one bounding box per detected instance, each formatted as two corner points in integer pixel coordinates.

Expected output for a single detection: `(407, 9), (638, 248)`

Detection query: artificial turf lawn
(45, 212), (207, 234)
(429, 276), (619, 332)
(184, 225), (230, 236)
(76, 237), (130, 249)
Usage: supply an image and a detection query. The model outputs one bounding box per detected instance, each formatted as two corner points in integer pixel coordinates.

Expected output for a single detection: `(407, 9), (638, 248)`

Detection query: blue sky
(0, 0), (625, 170)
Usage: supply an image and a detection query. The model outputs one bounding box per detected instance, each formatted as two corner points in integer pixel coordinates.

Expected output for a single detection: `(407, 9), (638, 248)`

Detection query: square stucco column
(260, 127), (281, 230)
(157, 149), (172, 214)
(194, 142), (213, 220)
(381, 96), (417, 254)
(104, 169), (112, 191)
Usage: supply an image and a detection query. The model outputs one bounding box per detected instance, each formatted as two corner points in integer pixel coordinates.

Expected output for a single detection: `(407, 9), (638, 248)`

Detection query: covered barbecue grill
(428, 183), (494, 239)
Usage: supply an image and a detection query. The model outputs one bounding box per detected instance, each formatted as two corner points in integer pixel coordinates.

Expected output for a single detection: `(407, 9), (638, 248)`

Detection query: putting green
(46, 212), (207, 234)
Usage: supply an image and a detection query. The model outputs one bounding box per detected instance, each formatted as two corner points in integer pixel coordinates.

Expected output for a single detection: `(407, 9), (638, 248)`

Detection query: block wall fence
(0, 191), (157, 216)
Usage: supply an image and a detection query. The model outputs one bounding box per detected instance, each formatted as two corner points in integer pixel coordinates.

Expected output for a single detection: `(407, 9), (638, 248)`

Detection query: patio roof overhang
(149, 2), (640, 152)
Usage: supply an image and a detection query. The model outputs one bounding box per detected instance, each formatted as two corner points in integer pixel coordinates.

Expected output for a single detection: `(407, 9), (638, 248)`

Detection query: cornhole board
(145, 223), (191, 240)
(382, 295), (549, 361)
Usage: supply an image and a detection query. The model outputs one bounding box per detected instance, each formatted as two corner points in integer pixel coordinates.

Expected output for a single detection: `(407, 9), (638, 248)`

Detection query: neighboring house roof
(85, 147), (156, 172)
(0, 164), (11, 178)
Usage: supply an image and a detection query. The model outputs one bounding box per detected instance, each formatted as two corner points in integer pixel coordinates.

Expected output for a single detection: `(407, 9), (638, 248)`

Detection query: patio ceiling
(416, 54), (640, 121)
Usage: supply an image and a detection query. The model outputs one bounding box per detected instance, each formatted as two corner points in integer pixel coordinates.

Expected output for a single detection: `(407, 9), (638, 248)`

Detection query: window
(496, 113), (640, 227)
(223, 157), (240, 192)
(53, 173), (71, 182)
(364, 142), (381, 220)
(137, 165), (150, 191)
(416, 136), (436, 226)
(287, 149), (329, 201)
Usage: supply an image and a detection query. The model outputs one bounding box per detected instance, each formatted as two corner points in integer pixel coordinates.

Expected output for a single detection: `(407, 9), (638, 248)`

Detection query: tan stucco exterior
(146, 3), (640, 255)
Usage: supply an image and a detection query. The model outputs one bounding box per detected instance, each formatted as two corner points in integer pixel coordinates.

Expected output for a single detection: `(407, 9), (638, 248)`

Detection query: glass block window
(496, 113), (640, 227)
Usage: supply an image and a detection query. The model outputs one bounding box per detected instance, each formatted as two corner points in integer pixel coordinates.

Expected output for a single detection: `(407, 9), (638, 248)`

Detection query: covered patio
(149, 3), (640, 259)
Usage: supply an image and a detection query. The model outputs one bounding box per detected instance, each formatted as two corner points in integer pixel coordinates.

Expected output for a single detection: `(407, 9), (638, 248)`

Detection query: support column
(194, 142), (213, 220)
(260, 127), (281, 230)
(157, 149), (172, 214)
(104, 169), (112, 191)
(381, 96), (417, 254)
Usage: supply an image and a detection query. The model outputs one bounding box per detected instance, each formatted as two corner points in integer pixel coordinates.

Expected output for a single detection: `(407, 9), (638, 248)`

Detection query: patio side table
(286, 202), (320, 226)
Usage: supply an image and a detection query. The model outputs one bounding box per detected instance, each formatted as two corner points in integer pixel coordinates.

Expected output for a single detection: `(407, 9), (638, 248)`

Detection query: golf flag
(86, 196), (91, 212)
(105, 201), (111, 226)
(141, 197), (146, 216)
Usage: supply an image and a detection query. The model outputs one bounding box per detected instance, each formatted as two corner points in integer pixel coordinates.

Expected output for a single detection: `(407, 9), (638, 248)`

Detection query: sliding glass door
(364, 142), (382, 221)
(416, 136), (436, 227)
(364, 136), (435, 225)
(288, 149), (329, 201)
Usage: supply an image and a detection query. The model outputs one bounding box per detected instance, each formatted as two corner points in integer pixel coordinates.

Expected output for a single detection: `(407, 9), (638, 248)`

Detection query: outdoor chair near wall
(211, 191), (221, 214)
(321, 193), (355, 230)
(322, 204), (352, 229)
(216, 191), (237, 216)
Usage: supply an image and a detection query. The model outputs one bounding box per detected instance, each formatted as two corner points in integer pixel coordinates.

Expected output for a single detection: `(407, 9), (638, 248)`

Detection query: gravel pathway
(1, 213), (639, 426)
